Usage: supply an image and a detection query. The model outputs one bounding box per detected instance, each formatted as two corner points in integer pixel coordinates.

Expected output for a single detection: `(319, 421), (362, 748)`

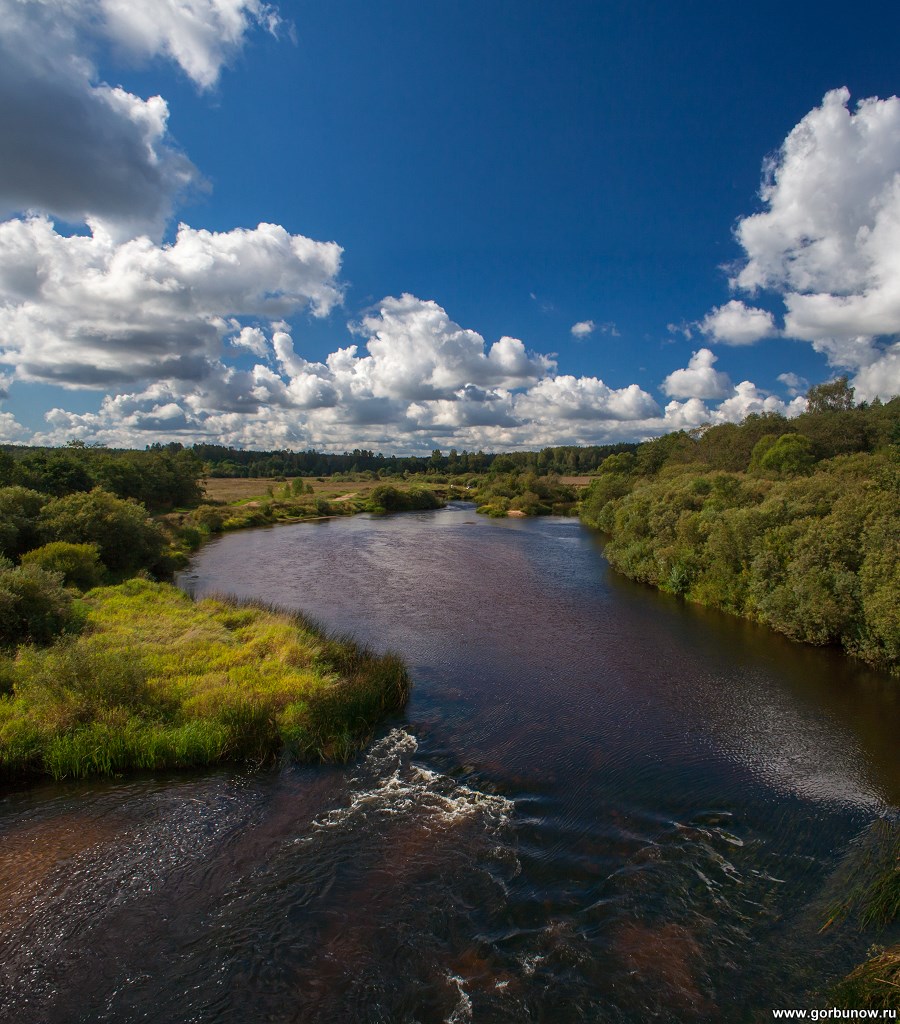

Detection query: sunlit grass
(0, 578), (409, 781)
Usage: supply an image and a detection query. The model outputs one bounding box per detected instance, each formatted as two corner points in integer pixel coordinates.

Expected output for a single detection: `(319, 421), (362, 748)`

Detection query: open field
(203, 475), (591, 504)
(202, 476), (387, 503)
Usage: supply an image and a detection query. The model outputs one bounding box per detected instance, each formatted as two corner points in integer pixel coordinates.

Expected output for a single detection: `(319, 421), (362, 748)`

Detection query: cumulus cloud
(0, 0), (204, 239)
(700, 300), (777, 346)
(0, 0), (281, 238)
(350, 295), (555, 400)
(99, 0), (282, 90)
(0, 411), (29, 443)
(707, 88), (900, 399)
(661, 348), (732, 399)
(517, 376), (660, 422)
(777, 371), (809, 397)
(713, 381), (807, 422)
(0, 216), (343, 387)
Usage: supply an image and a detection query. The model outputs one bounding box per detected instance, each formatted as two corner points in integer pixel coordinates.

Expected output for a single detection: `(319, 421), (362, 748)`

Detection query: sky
(1, 0), (900, 453)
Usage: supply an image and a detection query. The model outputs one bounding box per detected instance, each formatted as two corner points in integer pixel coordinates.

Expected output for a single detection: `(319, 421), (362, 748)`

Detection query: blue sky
(1, 0), (899, 452)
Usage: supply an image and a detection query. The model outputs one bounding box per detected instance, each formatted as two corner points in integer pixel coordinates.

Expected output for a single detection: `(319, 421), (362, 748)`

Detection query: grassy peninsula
(0, 446), (423, 783)
(0, 579), (408, 781)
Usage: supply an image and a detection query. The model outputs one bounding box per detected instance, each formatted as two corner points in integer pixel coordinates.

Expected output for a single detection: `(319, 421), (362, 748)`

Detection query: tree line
(580, 381), (899, 673)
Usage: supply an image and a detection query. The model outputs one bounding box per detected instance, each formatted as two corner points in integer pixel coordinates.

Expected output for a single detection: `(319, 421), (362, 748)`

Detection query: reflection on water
(1, 503), (897, 1022)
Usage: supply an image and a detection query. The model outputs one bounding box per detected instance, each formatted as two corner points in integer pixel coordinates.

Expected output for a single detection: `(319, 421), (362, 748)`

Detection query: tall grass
(0, 579), (410, 782)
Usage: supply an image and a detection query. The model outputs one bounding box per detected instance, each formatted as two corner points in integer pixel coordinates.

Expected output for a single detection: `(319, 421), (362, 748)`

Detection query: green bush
(0, 561), (76, 648)
(38, 488), (166, 575)
(20, 541), (105, 590)
(366, 485), (442, 513)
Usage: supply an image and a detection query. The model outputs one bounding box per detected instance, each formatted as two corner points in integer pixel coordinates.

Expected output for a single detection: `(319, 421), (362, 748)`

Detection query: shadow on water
(1, 504), (898, 1022)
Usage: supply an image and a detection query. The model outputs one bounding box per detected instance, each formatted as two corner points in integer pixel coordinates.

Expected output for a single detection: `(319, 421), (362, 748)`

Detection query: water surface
(1, 504), (897, 1022)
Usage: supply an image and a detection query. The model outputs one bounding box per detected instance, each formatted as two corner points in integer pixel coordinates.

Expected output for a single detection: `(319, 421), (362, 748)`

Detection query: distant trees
(0, 447), (203, 511)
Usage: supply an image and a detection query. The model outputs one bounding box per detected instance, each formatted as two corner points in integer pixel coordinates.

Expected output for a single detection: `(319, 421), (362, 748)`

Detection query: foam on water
(306, 728), (514, 838)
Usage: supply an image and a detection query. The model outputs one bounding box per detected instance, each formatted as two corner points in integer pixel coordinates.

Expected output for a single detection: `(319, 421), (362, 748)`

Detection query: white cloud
(0, 0), (205, 239)
(716, 88), (900, 399)
(661, 348), (732, 399)
(851, 343), (900, 402)
(570, 319), (619, 340)
(700, 300), (777, 346)
(100, 0), (282, 90)
(517, 376), (660, 422)
(776, 371), (809, 397)
(712, 381), (806, 423)
(0, 411), (29, 443)
(350, 295), (555, 400)
(0, 216), (343, 387)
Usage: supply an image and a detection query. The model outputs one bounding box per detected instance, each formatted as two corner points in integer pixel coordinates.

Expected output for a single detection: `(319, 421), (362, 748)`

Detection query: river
(1, 503), (898, 1022)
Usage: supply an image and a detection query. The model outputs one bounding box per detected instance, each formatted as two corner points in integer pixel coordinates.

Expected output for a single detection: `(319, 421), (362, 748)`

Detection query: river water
(1, 503), (898, 1023)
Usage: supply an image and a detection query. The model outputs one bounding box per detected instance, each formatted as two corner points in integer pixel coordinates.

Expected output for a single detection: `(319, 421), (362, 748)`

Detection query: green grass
(822, 820), (900, 933)
(828, 945), (900, 1012)
(0, 578), (409, 781)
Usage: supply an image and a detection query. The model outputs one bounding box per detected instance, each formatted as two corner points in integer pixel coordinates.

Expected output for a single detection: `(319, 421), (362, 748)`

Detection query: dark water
(1, 504), (898, 1023)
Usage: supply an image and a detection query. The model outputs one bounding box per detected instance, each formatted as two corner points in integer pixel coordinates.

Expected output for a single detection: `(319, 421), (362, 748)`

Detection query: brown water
(1, 503), (898, 1023)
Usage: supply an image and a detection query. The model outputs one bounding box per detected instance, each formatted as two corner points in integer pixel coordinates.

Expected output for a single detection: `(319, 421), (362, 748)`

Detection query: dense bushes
(1, 445), (203, 511)
(38, 488), (167, 575)
(474, 472), (578, 517)
(366, 485), (442, 513)
(0, 486), (47, 559)
(20, 542), (104, 590)
(581, 448), (899, 672)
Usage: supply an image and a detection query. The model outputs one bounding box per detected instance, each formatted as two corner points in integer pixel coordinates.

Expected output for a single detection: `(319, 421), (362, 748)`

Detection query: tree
(806, 376), (855, 413)
(0, 486), (48, 559)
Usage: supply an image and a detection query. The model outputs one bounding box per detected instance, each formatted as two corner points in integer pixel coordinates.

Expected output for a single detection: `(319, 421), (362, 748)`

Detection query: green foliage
(0, 579), (410, 781)
(750, 432), (815, 476)
(366, 484), (442, 513)
(0, 485), (48, 559)
(582, 449), (899, 672)
(473, 471), (577, 517)
(20, 541), (105, 589)
(38, 488), (166, 576)
(0, 561), (76, 648)
(807, 374), (855, 414)
(828, 946), (900, 1012)
(3, 445), (203, 510)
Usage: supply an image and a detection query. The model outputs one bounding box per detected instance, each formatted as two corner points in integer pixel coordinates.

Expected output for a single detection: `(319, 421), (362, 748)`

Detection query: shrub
(38, 488), (166, 575)
(20, 541), (105, 590)
(0, 562), (75, 648)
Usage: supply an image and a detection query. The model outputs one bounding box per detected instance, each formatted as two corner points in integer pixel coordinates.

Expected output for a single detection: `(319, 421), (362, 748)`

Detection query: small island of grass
(0, 578), (409, 782)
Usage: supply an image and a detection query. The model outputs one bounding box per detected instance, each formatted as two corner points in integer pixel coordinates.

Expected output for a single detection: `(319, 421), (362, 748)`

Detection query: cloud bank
(701, 88), (900, 400)
(0, 6), (852, 451)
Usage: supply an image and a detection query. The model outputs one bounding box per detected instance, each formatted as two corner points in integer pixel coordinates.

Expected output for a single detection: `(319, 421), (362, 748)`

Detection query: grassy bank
(823, 821), (900, 1011)
(163, 478), (448, 560)
(0, 578), (410, 782)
